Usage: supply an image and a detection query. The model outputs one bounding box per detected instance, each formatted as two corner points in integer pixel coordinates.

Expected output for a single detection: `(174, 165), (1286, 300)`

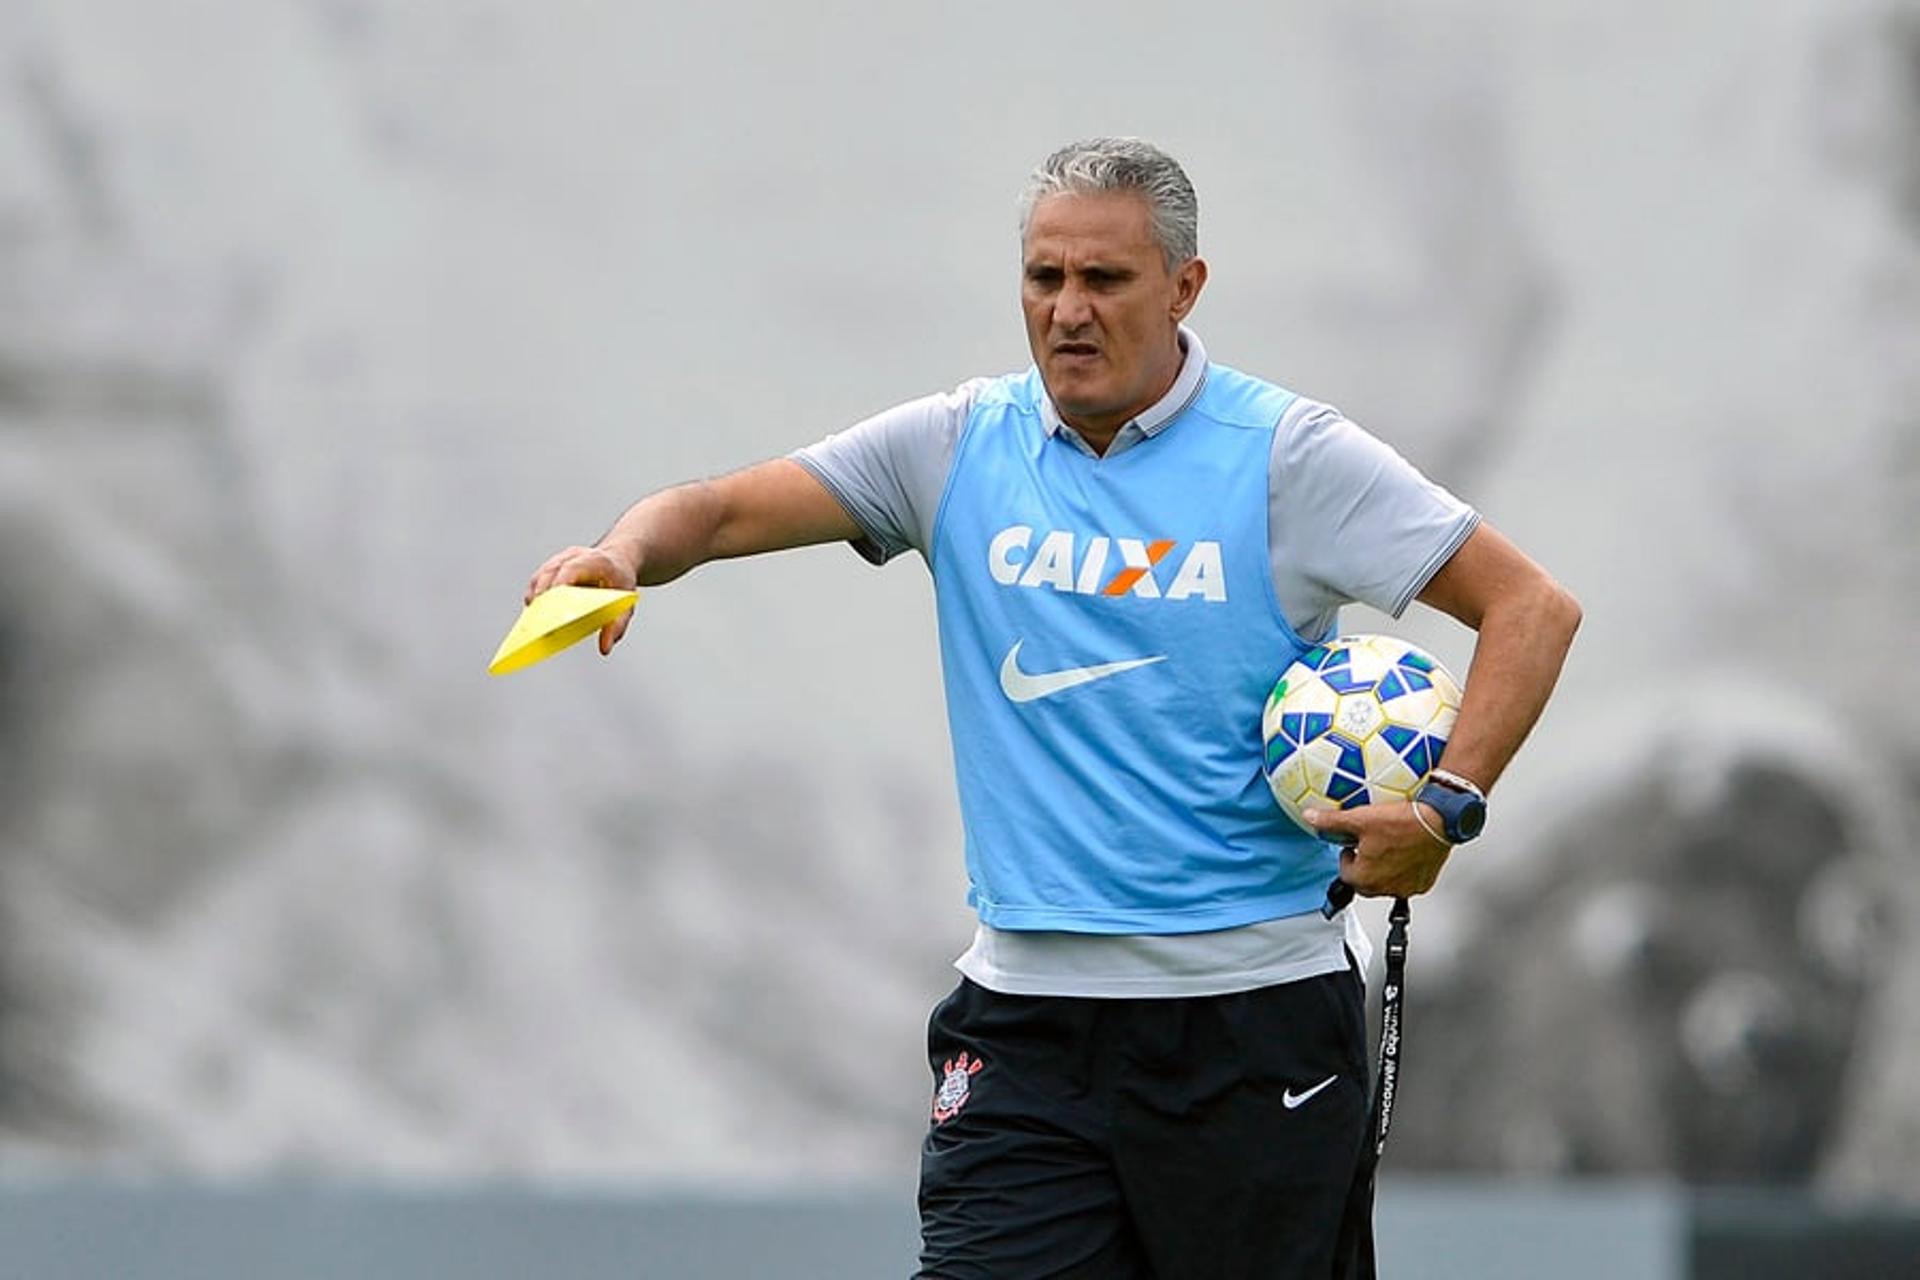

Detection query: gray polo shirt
(792, 329), (1478, 997)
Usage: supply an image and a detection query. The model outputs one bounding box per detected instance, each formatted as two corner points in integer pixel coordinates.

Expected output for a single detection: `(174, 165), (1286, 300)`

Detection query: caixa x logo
(987, 526), (1227, 602)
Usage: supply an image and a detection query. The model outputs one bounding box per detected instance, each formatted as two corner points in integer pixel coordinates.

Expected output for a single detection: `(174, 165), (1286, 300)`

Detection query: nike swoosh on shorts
(997, 639), (1167, 704)
(1282, 1075), (1339, 1110)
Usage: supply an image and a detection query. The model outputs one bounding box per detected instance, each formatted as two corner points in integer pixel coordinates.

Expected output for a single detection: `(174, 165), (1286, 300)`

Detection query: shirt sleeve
(1268, 397), (1481, 640)
(788, 379), (987, 565)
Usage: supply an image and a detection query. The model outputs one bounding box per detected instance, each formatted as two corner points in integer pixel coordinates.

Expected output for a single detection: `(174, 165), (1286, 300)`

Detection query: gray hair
(1018, 137), (1199, 268)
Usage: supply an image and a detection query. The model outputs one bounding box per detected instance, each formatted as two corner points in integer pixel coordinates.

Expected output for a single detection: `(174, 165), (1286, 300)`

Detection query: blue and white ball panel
(1260, 634), (1463, 831)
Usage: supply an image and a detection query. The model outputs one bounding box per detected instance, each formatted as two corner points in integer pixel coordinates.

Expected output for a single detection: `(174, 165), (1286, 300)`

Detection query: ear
(1170, 257), (1208, 322)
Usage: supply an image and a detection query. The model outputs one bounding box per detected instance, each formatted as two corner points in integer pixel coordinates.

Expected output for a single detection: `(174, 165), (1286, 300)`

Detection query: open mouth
(1053, 342), (1101, 360)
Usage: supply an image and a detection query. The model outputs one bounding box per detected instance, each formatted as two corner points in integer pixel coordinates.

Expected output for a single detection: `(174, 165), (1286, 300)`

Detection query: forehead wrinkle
(1022, 195), (1161, 259)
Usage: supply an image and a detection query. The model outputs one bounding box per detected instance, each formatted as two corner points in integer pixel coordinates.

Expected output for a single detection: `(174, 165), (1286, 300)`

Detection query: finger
(1301, 807), (1361, 846)
(554, 555), (611, 589)
(1344, 855), (1388, 899)
(1361, 863), (1440, 900)
(1338, 845), (1358, 877)
(1336, 843), (1386, 899)
(527, 551), (573, 603)
(1342, 839), (1409, 899)
(598, 613), (630, 655)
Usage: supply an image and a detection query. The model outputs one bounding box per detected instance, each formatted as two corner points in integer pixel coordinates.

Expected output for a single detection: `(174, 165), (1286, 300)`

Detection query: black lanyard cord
(1322, 876), (1411, 1164)
(1328, 883), (1412, 1279)
(1366, 895), (1410, 1163)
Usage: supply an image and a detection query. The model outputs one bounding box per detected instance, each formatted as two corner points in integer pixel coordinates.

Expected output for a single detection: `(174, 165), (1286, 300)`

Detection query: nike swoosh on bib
(997, 639), (1167, 704)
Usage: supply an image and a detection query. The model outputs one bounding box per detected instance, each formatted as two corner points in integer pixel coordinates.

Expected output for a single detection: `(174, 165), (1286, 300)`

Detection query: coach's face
(1022, 192), (1207, 445)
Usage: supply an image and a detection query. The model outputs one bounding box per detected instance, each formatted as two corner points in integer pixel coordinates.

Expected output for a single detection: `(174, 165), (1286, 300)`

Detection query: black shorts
(916, 968), (1370, 1280)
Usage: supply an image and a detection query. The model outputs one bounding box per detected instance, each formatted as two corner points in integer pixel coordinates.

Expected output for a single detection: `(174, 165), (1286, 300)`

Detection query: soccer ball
(1261, 634), (1464, 832)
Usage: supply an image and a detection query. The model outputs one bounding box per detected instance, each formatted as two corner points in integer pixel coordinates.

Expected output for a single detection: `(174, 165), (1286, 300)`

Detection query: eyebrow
(1022, 261), (1136, 279)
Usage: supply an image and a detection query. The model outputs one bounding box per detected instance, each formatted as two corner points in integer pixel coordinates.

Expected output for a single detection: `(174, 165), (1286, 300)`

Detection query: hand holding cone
(488, 585), (639, 676)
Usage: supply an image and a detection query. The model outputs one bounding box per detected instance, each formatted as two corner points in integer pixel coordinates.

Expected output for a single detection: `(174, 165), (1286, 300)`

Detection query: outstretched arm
(1304, 521), (1581, 897)
(523, 458), (864, 653)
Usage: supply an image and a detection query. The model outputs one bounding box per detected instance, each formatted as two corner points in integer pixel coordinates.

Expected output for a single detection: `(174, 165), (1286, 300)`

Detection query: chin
(1046, 378), (1115, 419)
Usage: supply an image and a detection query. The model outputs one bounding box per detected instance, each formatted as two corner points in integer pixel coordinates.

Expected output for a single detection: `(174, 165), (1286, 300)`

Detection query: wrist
(1427, 766), (1486, 802)
(1414, 773), (1487, 844)
(595, 534), (646, 585)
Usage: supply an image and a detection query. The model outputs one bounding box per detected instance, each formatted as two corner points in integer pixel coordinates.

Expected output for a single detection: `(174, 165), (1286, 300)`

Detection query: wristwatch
(1414, 769), (1487, 844)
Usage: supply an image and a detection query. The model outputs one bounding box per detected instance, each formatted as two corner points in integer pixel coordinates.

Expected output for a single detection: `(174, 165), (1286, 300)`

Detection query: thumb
(556, 560), (609, 589)
(1301, 805), (1362, 846)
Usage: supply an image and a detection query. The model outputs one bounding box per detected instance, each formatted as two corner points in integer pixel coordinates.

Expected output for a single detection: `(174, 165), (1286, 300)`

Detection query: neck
(1060, 415), (1125, 456)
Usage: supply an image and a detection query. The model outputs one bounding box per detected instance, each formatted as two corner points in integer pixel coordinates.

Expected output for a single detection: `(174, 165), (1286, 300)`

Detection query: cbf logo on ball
(988, 525), (1227, 602)
(1262, 635), (1464, 829)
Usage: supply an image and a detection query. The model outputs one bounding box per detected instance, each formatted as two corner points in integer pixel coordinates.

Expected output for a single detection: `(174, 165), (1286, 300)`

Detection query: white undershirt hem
(953, 909), (1374, 999)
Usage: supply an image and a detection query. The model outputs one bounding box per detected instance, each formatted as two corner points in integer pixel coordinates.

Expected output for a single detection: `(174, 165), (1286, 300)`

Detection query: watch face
(1457, 799), (1487, 840)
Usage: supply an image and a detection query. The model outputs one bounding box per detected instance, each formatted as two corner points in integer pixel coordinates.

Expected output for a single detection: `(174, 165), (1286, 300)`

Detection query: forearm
(588, 457), (865, 587)
(1434, 580), (1581, 793)
(595, 480), (730, 587)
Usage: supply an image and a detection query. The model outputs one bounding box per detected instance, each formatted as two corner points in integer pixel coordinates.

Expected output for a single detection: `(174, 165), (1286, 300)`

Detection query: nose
(1053, 279), (1093, 332)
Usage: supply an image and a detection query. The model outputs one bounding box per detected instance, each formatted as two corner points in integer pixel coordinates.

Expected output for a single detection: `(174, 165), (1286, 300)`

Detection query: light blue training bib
(929, 363), (1337, 933)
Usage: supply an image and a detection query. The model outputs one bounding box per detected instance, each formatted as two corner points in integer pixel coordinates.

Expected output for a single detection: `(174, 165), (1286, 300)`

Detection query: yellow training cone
(488, 585), (639, 676)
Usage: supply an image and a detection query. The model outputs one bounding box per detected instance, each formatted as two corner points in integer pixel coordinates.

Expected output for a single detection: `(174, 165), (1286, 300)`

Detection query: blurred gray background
(2, 0), (1918, 1218)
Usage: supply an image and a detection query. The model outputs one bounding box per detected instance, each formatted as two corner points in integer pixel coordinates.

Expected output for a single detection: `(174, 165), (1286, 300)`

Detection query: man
(524, 138), (1580, 1279)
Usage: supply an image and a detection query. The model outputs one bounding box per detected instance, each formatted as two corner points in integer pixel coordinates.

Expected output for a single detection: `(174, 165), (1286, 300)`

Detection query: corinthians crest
(931, 1051), (985, 1124)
